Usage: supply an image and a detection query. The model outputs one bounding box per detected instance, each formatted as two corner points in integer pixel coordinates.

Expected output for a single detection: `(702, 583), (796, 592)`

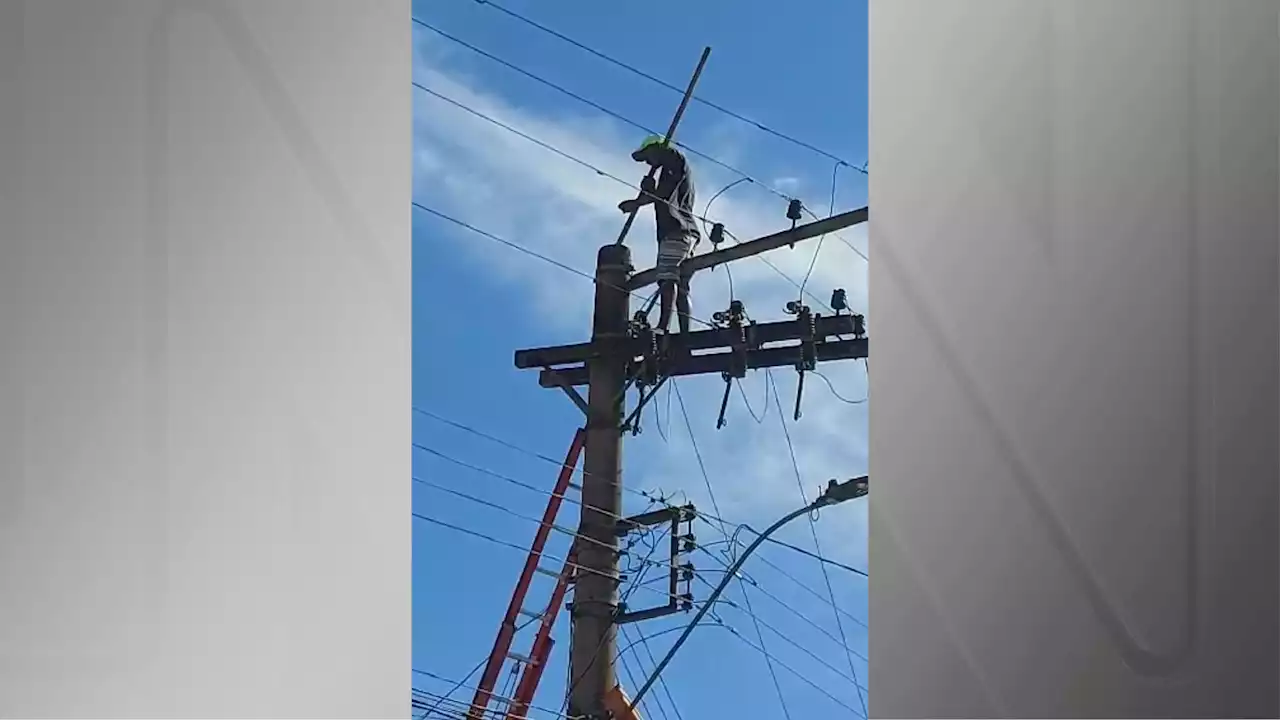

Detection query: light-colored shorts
(656, 233), (695, 284)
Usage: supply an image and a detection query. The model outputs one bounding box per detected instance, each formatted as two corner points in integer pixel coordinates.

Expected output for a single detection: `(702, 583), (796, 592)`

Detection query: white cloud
(412, 35), (869, 564)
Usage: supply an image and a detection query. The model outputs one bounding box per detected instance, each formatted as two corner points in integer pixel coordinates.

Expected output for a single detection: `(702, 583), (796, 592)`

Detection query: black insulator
(852, 313), (866, 337)
(786, 198), (804, 222)
(830, 288), (848, 312)
(709, 222), (725, 246)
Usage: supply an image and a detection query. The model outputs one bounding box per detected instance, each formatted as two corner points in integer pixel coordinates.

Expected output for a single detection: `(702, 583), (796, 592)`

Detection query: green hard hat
(636, 134), (666, 152)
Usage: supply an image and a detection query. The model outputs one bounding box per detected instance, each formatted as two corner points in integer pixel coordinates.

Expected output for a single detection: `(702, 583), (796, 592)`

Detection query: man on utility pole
(617, 135), (701, 346)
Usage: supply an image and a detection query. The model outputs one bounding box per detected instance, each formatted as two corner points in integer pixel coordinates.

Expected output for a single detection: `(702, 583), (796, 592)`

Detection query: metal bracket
(620, 375), (667, 436)
(553, 374), (590, 418)
(614, 504), (697, 625)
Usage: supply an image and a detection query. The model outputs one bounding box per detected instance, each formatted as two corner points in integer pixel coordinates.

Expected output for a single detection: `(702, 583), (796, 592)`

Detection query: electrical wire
(769, 379), (868, 718)
(412, 403), (872, 697)
(411, 50), (869, 312)
(557, 509), (690, 717)
(412, 407), (665, 512)
(413, 80), (731, 242)
(735, 372), (770, 424)
(798, 162), (843, 301)
(710, 587), (870, 693)
(652, 380), (674, 443)
(414, 406), (866, 579)
(669, 379), (795, 720)
(702, 177), (749, 302)
(713, 620), (868, 718)
(692, 521), (869, 650)
(411, 624), (540, 720)
(413, 474), (672, 576)
(802, 204), (869, 264)
(411, 199), (716, 329)
(412, 668), (570, 720)
(413, 16), (799, 210)
(811, 369), (868, 405)
(413, 82), (867, 329)
(615, 535), (683, 720)
(464, 0), (868, 172)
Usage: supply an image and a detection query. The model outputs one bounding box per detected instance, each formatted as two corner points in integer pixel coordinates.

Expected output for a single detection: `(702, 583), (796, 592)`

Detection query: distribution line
(803, 204), (869, 263)
(670, 378), (795, 720)
(557, 510), (704, 718)
(414, 407), (696, 519)
(769, 380), (868, 718)
(414, 405), (867, 579)
(743, 542), (869, 629)
(811, 369), (868, 405)
(411, 618), (541, 720)
(695, 522), (869, 637)
(691, 530), (870, 661)
(412, 16), (794, 207)
(413, 668), (569, 720)
(465, 0), (868, 171)
(411, 437), (654, 532)
(412, 511), (699, 608)
(630, 548), (687, 720)
(798, 161), (843, 300)
(616, 544), (683, 720)
(413, 474), (673, 576)
(733, 370), (772, 425)
(702, 178), (846, 317)
(409, 34), (870, 294)
(413, 80), (733, 237)
(714, 619), (868, 718)
(695, 515), (870, 602)
(412, 77), (868, 312)
(411, 199), (716, 330)
(713, 585), (871, 689)
(616, 643), (667, 720)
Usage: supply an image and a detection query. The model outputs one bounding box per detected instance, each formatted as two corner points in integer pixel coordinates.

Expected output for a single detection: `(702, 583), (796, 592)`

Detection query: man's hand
(618, 199), (641, 214)
(640, 175), (657, 194)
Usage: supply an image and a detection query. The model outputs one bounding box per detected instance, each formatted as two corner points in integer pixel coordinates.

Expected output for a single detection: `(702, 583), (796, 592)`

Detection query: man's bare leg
(657, 280), (676, 334)
(675, 277), (692, 335)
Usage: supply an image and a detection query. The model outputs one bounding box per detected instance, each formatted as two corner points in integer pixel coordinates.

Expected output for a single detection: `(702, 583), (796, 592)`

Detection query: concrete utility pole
(513, 208), (868, 719)
(565, 243), (633, 718)
(509, 46), (870, 719)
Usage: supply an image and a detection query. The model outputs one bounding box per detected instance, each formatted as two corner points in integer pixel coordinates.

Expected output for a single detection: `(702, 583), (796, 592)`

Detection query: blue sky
(411, 1), (869, 717)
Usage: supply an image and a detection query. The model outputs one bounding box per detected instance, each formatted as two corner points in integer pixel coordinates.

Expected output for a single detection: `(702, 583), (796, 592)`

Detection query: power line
(769, 380), (868, 718)
(414, 407), (707, 524)
(411, 437), (644, 531)
(415, 405), (868, 579)
(702, 178), (846, 316)
(412, 80), (732, 237)
(411, 199), (717, 329)
(412, 80), (867, 329)
(798, 162), (843, 301)
(670, 379), (794, 720)
(693, 521), (869, 654)
(412, 43), (870, 312)
(413, 510), (708, 613)
(616, 543), (684, 720)
(716, 620), (868, 719)
(412, 668), (568, 719)
(412, 16), (796, 209)
(464, 0), (868, 171)
(557, 513), (697, 718)
(811, 369), (868, 406)
(712, 589), (870, 694)
(413, 473), (674, 576)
